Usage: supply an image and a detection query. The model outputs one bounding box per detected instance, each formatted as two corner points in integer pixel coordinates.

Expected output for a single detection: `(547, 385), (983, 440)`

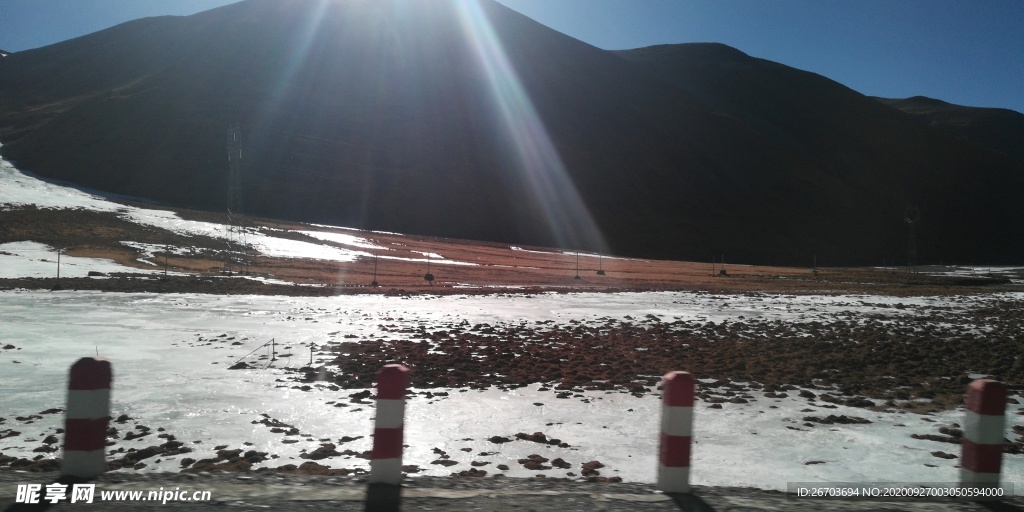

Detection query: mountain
(614, 44), (1024, 264)
(875, 96), (1024, 161)
(1, 0), (1022, 265)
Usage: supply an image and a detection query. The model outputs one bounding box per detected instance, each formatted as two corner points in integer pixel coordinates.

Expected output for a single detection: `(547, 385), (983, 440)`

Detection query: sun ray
(456, 0), (608, 253)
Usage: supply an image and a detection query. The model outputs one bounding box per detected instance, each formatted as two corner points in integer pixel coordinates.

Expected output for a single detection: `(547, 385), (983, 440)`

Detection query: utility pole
(574, 251), (581, 280)
(371, 254), (379, 287)
(226, 123), (247, 275)
(905, 207), (920, 274)
(424, 253), (434, 284)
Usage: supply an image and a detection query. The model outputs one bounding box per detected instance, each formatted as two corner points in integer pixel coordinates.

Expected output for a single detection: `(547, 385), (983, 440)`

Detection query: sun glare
(455, 0), (608, 253)
(247, 0), (332, 136)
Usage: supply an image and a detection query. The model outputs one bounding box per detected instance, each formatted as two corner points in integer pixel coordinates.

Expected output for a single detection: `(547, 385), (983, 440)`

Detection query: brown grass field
(0, 206), (1015, 296)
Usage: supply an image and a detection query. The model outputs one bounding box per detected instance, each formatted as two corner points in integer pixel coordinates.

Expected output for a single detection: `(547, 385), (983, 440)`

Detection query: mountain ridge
(874, 96), (1024, 161)
(1, 0), (1022, 265)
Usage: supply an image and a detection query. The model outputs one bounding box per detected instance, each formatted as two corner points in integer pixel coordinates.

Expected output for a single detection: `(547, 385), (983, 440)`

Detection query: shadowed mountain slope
(1, 1), (1022, 265)
(613, 43), (1024, 265)
(876, 96), (1024, 161)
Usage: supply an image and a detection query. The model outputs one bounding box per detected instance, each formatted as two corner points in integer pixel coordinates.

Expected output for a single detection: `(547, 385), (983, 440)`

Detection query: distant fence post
(961, 379), (1007, 494)
(62, 357), (112, 479)
(658, 371), (694, 493)
(369, 364), (409, 485)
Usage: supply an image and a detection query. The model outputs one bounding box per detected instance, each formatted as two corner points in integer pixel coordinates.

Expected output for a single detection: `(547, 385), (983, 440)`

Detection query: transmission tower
(225, 123), (249, 274)
(904, 206), (920, 274)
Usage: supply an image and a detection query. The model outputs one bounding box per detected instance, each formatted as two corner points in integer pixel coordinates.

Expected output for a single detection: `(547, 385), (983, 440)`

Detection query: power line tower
(225, 123), (249, 274)
(904, 206), (920, 274)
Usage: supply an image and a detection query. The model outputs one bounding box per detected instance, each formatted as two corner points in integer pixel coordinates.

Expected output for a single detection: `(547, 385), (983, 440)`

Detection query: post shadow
(364, 482), (402, 512)
(666, 492), (716, 512)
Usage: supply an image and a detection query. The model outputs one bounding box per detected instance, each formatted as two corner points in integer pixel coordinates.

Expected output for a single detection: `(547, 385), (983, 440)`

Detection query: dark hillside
(1, 2), (1022, 265)
(614, 43), (1024, 264)
(876, 96), (1024, 161)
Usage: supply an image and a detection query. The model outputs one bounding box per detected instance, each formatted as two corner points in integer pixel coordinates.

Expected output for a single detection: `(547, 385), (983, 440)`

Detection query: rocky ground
(3, 293), (1024, 477)
(4, 204), (1024, 510)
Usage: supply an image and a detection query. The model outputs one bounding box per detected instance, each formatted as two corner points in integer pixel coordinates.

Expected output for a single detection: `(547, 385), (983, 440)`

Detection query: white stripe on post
(963, 410), (1006, 445)
(660, 406), (694, 437)
(658, 371), (694, 494)
(62, 357), (112, 479)
(375, 400), (405, 429)
(960, 379), (1006, 492)
(65, 390), (111, 419)
(369, 364), (409, 485)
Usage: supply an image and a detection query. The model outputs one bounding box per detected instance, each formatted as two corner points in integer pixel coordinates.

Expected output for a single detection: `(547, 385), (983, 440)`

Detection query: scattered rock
(938, 426), (963, 438)
(518, 454), (551, 470)
(581, 460), (604, 476)
(911, 433), (960, 444)
(300, 443), (341, 460)
(845, 397), (876, 408)
(802, 415), (872, 425)
(452, 468), (487, 477)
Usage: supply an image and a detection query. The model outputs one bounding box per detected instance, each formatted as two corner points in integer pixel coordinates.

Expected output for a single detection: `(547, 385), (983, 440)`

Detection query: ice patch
(0, 241), (173, 278)
(1, 290), (1022, 489)
(296, 231), (389, 251)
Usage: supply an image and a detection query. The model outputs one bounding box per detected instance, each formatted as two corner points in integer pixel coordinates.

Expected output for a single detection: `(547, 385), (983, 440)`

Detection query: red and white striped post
(62, 357), (112, 479)
(658, 371), (694, 493)
(369, 364), (409, 485)
(961, 379), (1007, 490)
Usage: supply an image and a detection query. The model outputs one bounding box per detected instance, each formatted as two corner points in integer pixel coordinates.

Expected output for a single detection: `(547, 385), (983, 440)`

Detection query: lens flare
(456, 0), (608, 253)
(248, 0), (332, 130)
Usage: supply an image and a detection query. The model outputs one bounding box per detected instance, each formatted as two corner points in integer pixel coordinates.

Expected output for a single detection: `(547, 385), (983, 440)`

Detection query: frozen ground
(926, 265), (1024, 285)
(0, 241), (184, 279)
(3, 149), (1023, 492)
(2, 289), (1023, 491)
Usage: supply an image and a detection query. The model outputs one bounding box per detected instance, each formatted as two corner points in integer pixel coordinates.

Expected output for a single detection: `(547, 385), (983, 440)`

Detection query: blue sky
(1, 0), (1021, 113)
